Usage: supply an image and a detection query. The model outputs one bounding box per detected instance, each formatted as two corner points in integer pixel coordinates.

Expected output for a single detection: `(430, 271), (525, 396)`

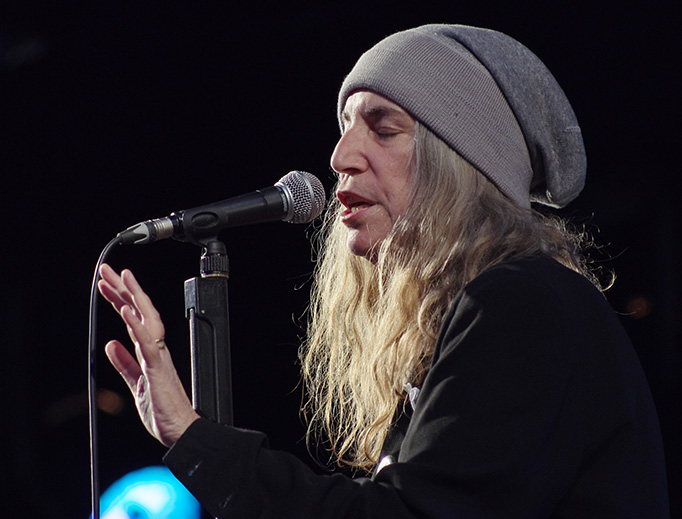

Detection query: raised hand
(98, 263), (200, 447)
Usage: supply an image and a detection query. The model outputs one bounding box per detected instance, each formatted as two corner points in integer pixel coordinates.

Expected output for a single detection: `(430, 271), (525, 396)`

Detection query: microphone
(117, 171), (326, 245)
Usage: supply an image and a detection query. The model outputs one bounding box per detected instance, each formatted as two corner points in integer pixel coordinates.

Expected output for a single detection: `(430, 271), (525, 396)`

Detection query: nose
(330, 128), (367, 177)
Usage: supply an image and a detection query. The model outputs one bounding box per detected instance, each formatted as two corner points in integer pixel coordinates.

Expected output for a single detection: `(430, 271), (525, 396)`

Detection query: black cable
(88, 236), (121, 519)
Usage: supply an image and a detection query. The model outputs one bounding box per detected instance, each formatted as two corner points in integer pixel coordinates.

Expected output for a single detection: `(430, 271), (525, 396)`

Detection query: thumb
(105, 340), (143, 394)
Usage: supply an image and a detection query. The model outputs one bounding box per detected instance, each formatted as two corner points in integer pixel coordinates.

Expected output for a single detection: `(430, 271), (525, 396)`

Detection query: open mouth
(337, 190), (373, 209)
(337, 191), (375, 221)
(340, 201), (374, 221)
(348, 201), (372, 213)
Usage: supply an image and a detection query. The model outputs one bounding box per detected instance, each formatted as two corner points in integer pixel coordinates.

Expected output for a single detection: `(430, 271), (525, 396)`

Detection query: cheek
(387, 171), (414, 221)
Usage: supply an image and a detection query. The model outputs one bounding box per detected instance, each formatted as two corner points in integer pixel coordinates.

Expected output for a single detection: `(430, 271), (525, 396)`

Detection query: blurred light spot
(97, 389), (125, 415)
(42, 389), (124, 427)
(626, 295), (653, 319)
(93, 466), (200, 519)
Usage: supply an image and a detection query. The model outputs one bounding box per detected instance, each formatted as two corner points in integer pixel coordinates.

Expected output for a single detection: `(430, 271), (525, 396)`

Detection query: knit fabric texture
(338, 24), (586, 208)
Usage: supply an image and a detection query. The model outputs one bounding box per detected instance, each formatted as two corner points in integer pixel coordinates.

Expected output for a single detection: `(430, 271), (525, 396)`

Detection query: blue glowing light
(92, 466), (200, 519)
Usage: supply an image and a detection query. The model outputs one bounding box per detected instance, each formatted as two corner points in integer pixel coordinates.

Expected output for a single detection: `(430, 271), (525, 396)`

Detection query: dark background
(1, 1), (679, 517)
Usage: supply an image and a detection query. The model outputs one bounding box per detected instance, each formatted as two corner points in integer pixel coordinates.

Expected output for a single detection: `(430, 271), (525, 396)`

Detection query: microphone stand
(184, 239), (233, 426)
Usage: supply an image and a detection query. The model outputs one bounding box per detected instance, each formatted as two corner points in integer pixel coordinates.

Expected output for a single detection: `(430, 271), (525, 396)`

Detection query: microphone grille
(277, 171), (326, 224)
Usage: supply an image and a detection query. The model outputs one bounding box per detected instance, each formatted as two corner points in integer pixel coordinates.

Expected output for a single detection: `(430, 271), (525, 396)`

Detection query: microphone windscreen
(277, 171), (326, 224)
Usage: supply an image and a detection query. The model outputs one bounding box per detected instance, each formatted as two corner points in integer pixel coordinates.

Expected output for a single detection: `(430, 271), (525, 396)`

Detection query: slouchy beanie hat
(338, 24), (586, 208)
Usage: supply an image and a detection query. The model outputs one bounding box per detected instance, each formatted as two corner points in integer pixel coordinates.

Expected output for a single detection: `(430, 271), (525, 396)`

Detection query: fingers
(121, 304), (167, 370)
(98, 263), (136, 315)
(99, 264), (166, 344)
(120, 269), (165, 340)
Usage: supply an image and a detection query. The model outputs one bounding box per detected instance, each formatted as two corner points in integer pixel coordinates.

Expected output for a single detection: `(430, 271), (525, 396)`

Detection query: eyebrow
(364, 105), (405, 118)
(341, 104), (411, 125)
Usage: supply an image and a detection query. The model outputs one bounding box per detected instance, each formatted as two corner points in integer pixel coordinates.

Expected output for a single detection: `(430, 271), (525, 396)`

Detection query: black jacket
(164, 257), (669, 518)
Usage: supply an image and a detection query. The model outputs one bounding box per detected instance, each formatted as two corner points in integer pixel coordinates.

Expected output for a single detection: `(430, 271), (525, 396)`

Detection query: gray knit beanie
(338, 24), (586, 208)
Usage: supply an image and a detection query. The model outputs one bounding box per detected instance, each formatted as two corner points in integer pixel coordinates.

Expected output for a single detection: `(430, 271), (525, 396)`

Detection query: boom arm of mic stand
(184, 240), (233, 425)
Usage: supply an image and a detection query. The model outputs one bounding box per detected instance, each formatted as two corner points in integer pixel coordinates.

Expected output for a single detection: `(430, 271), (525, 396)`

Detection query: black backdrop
(2, 1), (679, 517)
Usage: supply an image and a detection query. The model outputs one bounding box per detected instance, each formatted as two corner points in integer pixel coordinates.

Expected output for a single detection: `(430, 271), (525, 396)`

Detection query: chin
(346, 241), (371, 260)
(346, 233), (380, 263)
